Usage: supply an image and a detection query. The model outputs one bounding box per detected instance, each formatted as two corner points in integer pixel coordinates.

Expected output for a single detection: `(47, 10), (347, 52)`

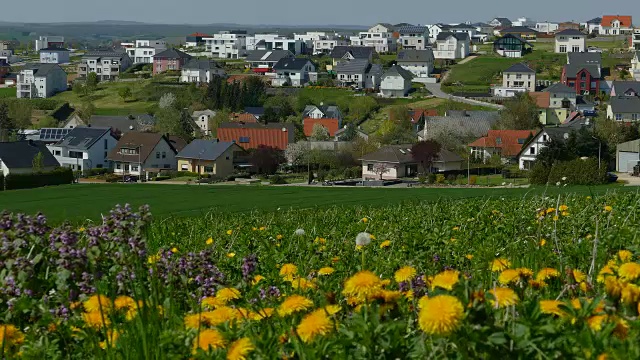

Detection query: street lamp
(592, 136), (602, 169)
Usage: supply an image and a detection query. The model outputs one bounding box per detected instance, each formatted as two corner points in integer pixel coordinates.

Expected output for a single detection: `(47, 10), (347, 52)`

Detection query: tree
(73, 83), (86, 97)
(155, 108), (194, 141)
(205, 75), (223, 109)
(284, 141), (311, 166)
(208, 110), (230, 138)
(77, 102), (95, 121)
(250, 145), (285, 175)
(339, 123), (358, 141)
(159, 93), (177, 109)
(495, 93), (541, 130)
(372, 163), (390, 180)
(32, 151), (44, 172)
(310, 123), (330, 141)
(243, 76), (266, 107)
(118, 87), (132, 102)
(8, 101), (33, 130)
(0, 103), (13, 142)
(86, 72), (99, 92)
(411, 140), (442, 174)
(535, 140), (575, 168)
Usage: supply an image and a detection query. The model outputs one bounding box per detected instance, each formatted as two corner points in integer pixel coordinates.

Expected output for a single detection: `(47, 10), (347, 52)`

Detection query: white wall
(555, 35), (586, 53)
(380, 75), (411, 97)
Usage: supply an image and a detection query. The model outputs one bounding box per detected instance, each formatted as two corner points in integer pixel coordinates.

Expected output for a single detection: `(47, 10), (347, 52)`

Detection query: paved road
(616, 173), (640, 186)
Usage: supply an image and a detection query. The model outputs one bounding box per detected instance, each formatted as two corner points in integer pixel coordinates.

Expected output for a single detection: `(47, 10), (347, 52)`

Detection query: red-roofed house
(217, 122), (295, 150)
(410, 108), (438, 131)
(230, 113), (259, 123)
(469, 130), (536, 162)
(302, 105), (343, 137)
(600, 15), (633, 35)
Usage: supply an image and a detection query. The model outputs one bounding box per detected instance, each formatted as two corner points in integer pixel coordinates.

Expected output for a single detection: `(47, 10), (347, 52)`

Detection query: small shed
(616, 139), (640, 173)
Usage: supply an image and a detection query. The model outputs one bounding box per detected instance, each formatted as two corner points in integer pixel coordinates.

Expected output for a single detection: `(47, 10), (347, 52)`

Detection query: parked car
(607, 172), (618, 183)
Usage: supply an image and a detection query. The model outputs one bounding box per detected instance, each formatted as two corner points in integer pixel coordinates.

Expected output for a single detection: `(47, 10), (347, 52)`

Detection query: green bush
(0, 98), (63, 110)
(418, 176), (427, 184)
(528, 163), (551, 185)
(155, 176), (171, 181)
(3, 168), (73, 190)
(86, 168), (111, 176)
(469, 175), (477, 185)
(435, 174), (445, 184)
(427, 173), (437, 184)
(547, 158), (607, 185)
(269, 174), (287, 185)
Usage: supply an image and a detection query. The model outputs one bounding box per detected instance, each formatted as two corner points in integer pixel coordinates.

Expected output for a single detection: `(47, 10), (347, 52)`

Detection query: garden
(1, 189), (640, 358)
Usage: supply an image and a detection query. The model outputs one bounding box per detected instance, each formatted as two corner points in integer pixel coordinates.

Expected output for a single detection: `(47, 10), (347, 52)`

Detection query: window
(615, 114), (622, 121)
(516, 74), (522, 79)
(529, 147), (536, 155)
(204, 166), (214, 173)
(131, 165), (139, 172)
(53, 150), (61, 156)
(542, 135), (548, 142)
(633, 114), (639, 121)
(181, 164), (189, 171)
(559, 45), (567, 53)
(580, 82), (586, 89)
(116, 163), (121, 169)
(162, 151), (166, 159)
(104, 152), (107, 159)
(367, 164), (374, 172)
(239, 136), (250, 143)
(495, 137), (502, 144)
(69, 151), (83, 159)
(104, 139), (108, 149)
(156, 152), (160, 159)
(517, 138), (525, 144)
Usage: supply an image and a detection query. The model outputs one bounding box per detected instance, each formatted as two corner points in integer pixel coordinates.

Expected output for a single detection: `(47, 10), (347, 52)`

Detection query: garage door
(618, 152), (640, 173)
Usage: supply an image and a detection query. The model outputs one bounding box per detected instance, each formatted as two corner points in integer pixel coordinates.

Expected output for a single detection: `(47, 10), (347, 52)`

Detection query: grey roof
(543, 127), (574, 142)
(374, 23), (395, 30)
(361, 145), (462, 164)
(39, 47), (70, 52)
(450, 23), (477, 30)
(245, 50), (293, 62)
(367, 63), (382, 75)
(586, 17), (602, 24)
(273, 58), (313, 71)
(611, 81), (640, 95)
(567, 52), (601, 65)
(422, 111), (500, 140)
(397, 49), (434, 63)
(502, 26), (538, 34)
(88, 115), (155, 133)
(504, 63), (535, 74)
(609, 96), (640, 113)
(245, 107), (265, 116)
(329, 46), (375, 60)
(183, 59), (222, 70)
(436, 32), (470, 41)
(153, 48), (192, 59)
(563, 63), (601, 78)
(0, 141), (60, 169)
(192, 109), (216, 118)
(22, 63), (65, 77)
(555, 29), (586, 36)
(382, 65), (414, 80)
(493, 33), (533, 46)
(175, 139), (238, 161)
(55, 127), (113, 150)
(397, 25), (428, 34)
(493, 18), (512, 26)
(334, 58), (370, 73)
(303, 105), (341, 119)
(543, 82), (576, 93)
(83, 51), (129, 59)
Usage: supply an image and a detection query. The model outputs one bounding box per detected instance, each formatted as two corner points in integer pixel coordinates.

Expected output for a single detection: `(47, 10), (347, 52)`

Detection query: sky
(2, 0), (639, 26)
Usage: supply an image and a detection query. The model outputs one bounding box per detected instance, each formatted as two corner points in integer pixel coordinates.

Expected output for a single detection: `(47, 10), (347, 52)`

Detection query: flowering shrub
(1, 193), (640, 358)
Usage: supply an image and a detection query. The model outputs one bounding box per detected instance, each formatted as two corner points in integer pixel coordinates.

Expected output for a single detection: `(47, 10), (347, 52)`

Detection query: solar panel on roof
(39, 128), (70, 141)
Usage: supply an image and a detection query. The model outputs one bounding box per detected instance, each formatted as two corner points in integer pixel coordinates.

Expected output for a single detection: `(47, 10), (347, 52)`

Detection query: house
(244, 50), (294, 73)
(47, 127), (118, 172)
(175, 139), (246, 177)
(433, 32), (470, 60)
(39, 48), (70, 64)
(312, 38), (349, 55)
(78, 51), (132, 81)
(168, 136), (188, 152)
(244, 107), (265, 120)
(230, 113), (259, 123)
(616, 139), (640, 173)
(555, 29), (586, 53)
(558, 22), (581, 32)
(610, 80), (640, 96)
(631, 28), (640, 51)
(302, 105), (343, 137)
(192, 110), (216, 135)
(204, 31), (248, 59)
(543, 82), (577, 108)
(427, 24), (452, 43)
(493, 34), (533, 58)
(512, 17), (535, 27)
(180, 59), (226, 84)
(63, 114), (155, 135)
(607, 96), (640, 122)
(351, 24), (397, 53)
(410, 109), (438, 131)
(583, 17), (602, 34)
(153, 48), (192, 75)
(16, 63), (67, 99)
(500, 27), (539, 41)
(334, 59), (382, 89)
(536, 22), (560, 34)
(185, 33), (210, 48)
(397, 25), (429, 50)
(217, 122), (295, 150)
(529, 90), (572, 125)
(469, 130), (535, 162)
(517, 127), (573, 169)
(493, 63), (536, 97)
(334, 126), (369, 141)
(34, 36), (64, 51)
(329, 46), (375, 67)
(380, 65), (414, 98)
(107, 132), (178, 179)
(251, 35), (308, 55)
(271, 58), (316, 87)
(125, 39), (167, 64)
(0, 141), (60, 175)
(561, 52), (602, 95)
(490, 18), (513, 28)
(449, 23), (481, 42)
(360, 145), (463, 180)
(418, 110), (501, 141)
(599, 15), (633, 35)
(396, 49), (435, 78)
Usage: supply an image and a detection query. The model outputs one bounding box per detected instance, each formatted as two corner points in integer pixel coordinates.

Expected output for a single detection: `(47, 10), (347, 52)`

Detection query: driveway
(616, 173), (640, 186)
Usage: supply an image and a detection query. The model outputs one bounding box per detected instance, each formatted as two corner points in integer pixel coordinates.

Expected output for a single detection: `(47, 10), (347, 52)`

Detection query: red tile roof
(303, 118), (341, 137)
(529, 92), (550, 108)
(601, 15), (632, 28)
(468, 130), (536, 157)
(410, 109), (438, 123)
(217, 122), (294, 150)
(230, 113), (259, 123)
(189, 32), (211, 37)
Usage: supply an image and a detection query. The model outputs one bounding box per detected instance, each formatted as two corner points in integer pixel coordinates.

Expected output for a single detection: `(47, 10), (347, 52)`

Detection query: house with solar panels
(47, 127), (118, 172)
(34, 128), (72, 144)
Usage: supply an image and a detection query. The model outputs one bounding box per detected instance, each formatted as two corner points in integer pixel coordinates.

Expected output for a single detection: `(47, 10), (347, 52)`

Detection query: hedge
(2, 168), (74, 191)
(529, 158), (606, 185)
(0, 98), (64, 111)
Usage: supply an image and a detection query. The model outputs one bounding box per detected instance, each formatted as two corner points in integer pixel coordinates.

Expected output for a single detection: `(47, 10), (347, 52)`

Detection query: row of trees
(204, 76), (266, 112)
(0, 102), (34, 141)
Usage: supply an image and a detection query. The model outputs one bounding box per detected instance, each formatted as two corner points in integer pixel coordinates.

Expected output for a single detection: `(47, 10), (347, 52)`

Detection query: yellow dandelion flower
(604, 205), (613, 212)
(546, 207), (556, 214)
(570, 298), (582, 309)
(290, 277), (317, 291)
(78, 226), (86, 232)
(572, 269), (587, 283)
(465, 254), (474, 260)
(618, 262), (640, 281)
(491, 258), (511, 272)
(361, 217), (368, 223)
(254, 308), (275, 320)
(82, 311), (110, 329)
(279, 263), (298, 280)
(394, 266), (417, 283)
(621, 283), (640, 304)
(252, 227), (257, 231)
(0, 324), (24, 347)
(277, 295), (314, 317)
(201, 307), (238, 326)
(536, 268), (560, 282)
(342, 271), (383, 301)
(539, 300), (565, 316)
(206, 237), (213, 245)
(498, 269), (521, 285)
(452, 226), (460, 231)
(259, 226), (266, 231)
(404, 290), (414, 300)
(332, 257), (340, 263)
(587, 315), (607, 331)
(605, 277), (623, 298)
(226, 252), (235, 258)
(99, 329), (120, 349)
(597, 265), (614, 283)
(193, 329), (226, 353)
(226, 337), (254, 360)
(83, 294), (113, 313)
(613, 317), (629, 339)
(276, 234), (283, 240)
(539, 239), (546, 246)
(202, 296), (225, 309)
(586, 196), (592, 199)
(171, 247), (179, 253)
(216, 288), (241, 303)
(226, 230), (233, 235)
(147, 254), (160, 264)
(431, 270), (460, 291)
(517, 268), (534, 278)
(418, 295), (464, 335)
(489, 287), (519, 308)
(618, 250), (633, 262)
(379, 240), (391, 249)
(559, 205), (568, 211)
(553, 215), (559, 221)
(114, 296), (136, 311)
(369, 234), (376, 240)
(318, 267), (335, 276)
(580, 282), (589, 292)
(296, 309), (334, 343)
(252, 275), (265, 285)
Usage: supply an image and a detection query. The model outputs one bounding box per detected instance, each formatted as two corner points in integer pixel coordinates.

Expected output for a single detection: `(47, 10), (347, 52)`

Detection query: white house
(631, 51), (640, 80)
(272, 58), (316, 87)
(631, 28), (640, 51)
(543, 82), (577, 109)
(555, 29), (586, 53)
(433, 32), (470, 60)
(512, 17), (535, 27)
(47, 127), (118, 172)
(396, 49), (435, 78)
(535, 22), (559, 34)
(34, 36), (64, 51)
(0, 141), (60, 176)
(397, 25), (429, 50)
(582, 17), (602, 34)
(312, 38), (348, 55)
(493, 62), (536, 97)
(607, 96), (640, 122)
(251, 34), (308, 55)
(599, 15), (633, 35)
(39, 48), (70, 64)
(16, 63), (67, 99)
(426, 24), (451, 43)
(518, 127), (571, 170)
(180, 59), (226, 84)
(204, 31), (248, 59)
(380, 65), (413, 98)
(192, 109), (216, 135)
(78, 51), (132, 81)
(351, 23), (397, 53)
(125, 39), (166, 64)
(107, 132), (178, 179)
(360, 145), (463, 180)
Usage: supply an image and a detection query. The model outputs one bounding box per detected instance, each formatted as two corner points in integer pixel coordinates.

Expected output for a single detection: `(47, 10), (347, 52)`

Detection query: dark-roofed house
(517, 127), (575, 169)
(610, 81), (640, 97)
(39, 48), (70, 64)
(78, 51), (132, 81)
(217, 122), (295, 150)
(380, 65), (414, 98)
(494, 63), (536, 97)
(493, 34), (533, 58)
(16, 63), (67, 98)
(302, 105), (343, 137)
(434, 32), (470, 60)
(418, 110), (501, 142)
(153, 48), (192, 75)
(329, 46), (375, 67)
(561, 52), (602, 95)
(542, 82), (577, 108)
(0, 141), (60, 175)
(175, 139), (246, 177)
(334, 59), (382, 89)
(490, 18), (513, 28)
(396, 49), (435, 77)
(64, 114), (155, 136)
(500, 27), (539, 41)
(271, 58), (316, 87)
(555, 29), (586, 53)
(245, 50), (294, 73)
(47, 127), (118, 172)
(107, 131), (178, 179)
(360, 145), (463, 180)
(180, 59), (226, 84)
(397, 25), (429, 50)
(607, 96), (640, 122)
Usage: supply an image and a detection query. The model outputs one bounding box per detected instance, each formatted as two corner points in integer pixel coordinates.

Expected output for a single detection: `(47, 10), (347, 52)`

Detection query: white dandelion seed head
(294, 229), (305, 236)
(562, 177), (567, 181)
(355, 232), (372, 246)
(556, 182), (561, 186)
